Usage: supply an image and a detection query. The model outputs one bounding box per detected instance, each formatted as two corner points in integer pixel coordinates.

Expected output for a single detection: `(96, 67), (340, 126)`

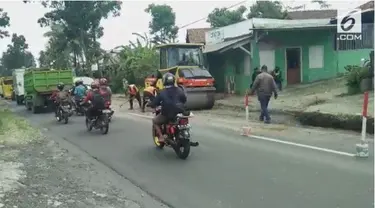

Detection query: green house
(204, 11), (374, 95)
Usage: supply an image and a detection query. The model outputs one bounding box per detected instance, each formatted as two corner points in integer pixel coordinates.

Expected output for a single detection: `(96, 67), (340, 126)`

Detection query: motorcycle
(75, 98), (86, 116)
(56, 102), (73, 124)
(85, 106), (111, 134)
(152, 107), (198, 160)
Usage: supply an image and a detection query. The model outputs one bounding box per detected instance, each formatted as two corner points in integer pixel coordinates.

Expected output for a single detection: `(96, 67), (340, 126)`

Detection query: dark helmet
(162, 73), (175, 87)
(57, 82), (64, 91)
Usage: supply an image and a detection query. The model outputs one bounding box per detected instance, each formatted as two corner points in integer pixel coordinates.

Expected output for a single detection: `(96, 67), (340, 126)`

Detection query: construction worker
(127, 84), (142, 110)
(142, 83), (158, 112)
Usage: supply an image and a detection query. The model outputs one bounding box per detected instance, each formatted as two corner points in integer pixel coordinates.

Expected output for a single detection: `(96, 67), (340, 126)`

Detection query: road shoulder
(0, 105), (167, 208)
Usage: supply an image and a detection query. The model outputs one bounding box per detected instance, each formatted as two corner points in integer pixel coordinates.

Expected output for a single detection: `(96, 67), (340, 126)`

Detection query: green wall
(337, 49), (373, 74)
(207, 28), (372, 95)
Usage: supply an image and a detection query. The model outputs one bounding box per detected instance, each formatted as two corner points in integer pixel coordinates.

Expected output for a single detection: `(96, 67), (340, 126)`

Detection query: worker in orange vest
(142, 82), (158, 113)
(127, 84), (142, 110)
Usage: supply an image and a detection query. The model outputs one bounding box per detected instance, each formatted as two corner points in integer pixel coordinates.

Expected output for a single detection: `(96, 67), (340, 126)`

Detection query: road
(8, 102), (375, 208)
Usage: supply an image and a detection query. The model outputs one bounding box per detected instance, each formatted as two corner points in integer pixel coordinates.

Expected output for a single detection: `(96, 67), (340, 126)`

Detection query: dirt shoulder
(215, 78), (374, 133)
(0, 103), (167, 208)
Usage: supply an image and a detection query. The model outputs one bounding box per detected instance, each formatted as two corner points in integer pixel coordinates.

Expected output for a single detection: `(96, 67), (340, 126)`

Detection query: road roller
(145, 43), (216, 110)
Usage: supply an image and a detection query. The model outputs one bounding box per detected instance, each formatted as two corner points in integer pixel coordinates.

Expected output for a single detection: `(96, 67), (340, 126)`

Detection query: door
(285, 48), (301, 85)
(259, 49), (275, 71)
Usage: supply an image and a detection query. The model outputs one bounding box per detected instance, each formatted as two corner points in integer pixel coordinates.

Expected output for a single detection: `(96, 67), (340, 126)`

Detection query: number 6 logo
(337, 9), (362, 33)
(340, 13), (356, 32)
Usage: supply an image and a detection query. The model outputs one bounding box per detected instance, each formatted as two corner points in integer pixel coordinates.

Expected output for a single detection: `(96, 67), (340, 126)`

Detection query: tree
(32, 1), (122, 74)
(145, 4), (178, 44)
(1, 33), (35, 71)
(247, 1), (288, 19)
(311, 0), (331, 9)
(0, 8), (10, 38)
(207, 6), (247, 28)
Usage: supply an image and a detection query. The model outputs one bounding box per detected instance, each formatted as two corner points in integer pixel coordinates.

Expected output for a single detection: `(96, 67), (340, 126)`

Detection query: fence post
(356, 91), (369, 158)
(241, 94), (251, 136)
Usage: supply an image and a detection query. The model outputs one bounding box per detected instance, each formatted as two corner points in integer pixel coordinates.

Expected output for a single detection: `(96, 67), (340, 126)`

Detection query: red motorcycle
(152, 107), (198, 160)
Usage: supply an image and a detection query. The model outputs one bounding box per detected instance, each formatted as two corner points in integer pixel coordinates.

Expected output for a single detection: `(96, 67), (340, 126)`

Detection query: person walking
(271, 66), (283, 91)
(248, 65), (278, 124)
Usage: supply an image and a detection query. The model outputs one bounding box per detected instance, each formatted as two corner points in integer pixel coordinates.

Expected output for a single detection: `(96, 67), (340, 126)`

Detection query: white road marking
(127, 112), (357, 157)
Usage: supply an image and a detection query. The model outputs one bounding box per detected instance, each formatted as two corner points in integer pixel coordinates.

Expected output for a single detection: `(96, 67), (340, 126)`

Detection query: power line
(177, 0), (248, 30)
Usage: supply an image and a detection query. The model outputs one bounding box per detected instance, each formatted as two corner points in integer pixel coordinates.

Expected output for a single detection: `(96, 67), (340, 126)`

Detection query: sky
(0, 0), (369, 60)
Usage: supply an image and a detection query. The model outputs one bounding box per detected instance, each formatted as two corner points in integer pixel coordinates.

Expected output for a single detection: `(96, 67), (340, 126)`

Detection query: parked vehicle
(24, 69), (73, 113)
(0, 77), (13, 100)
(152, 107), (198, 160)
(12, 68), (26, 105)
(144, 43), (216, 110)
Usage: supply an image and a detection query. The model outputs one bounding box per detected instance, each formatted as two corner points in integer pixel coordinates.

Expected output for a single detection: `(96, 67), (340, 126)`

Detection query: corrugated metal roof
(203, 35), (250, 53)
(251, 18), (332, 30)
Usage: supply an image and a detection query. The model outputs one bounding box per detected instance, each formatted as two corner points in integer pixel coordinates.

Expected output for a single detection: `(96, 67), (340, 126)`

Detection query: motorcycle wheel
(100, 115), (109, 135)
(64, 115), (69, 124)
(56, 111), (62, 122)
(86, 118), (93, 131)
(152, 124), (164, 149)
(175, 139), (191, 160)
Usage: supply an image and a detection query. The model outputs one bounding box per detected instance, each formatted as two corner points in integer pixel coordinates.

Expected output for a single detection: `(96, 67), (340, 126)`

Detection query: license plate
(102, 109), (111, 113)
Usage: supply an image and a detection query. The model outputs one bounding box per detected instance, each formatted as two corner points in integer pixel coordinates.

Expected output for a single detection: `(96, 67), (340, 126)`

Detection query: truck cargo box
(24, 69), (73, 94)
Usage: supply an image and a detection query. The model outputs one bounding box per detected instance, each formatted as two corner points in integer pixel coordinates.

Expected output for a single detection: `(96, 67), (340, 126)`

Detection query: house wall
(207, 29), (372, 95)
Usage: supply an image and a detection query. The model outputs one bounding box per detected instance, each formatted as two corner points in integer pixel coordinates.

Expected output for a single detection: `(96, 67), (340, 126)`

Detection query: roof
(251, 18), (333, 30)
(156, 43), (204, 48)
(357, 0), (374, 10)
(287, 10), (337, 20)
(186, 28), (211, 43)
(203, 35), (250, 54)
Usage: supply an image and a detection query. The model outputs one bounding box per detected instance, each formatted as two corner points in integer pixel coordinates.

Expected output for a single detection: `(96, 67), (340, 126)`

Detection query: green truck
(24, 69), (73, 113)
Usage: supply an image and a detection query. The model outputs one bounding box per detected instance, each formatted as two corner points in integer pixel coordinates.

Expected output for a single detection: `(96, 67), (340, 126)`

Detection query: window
(180, 68), (212, 79)
(160, 48), (167, 69)
(3, 80), (12, 85)
(309, 45), (324, 69)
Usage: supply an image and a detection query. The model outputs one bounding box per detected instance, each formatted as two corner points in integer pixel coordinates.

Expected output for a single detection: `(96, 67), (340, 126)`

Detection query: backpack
(91, 90), (105, 109)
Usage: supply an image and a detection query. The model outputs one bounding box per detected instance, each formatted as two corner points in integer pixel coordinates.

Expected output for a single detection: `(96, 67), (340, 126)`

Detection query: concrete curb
(215, 102), (374, 134)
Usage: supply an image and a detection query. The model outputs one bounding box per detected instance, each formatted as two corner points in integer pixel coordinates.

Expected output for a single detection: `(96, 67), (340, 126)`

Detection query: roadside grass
(0, 108), (42, 146)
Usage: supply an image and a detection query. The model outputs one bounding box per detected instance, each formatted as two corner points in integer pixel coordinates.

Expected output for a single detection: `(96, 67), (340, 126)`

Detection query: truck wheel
(32, 106), (39, 114)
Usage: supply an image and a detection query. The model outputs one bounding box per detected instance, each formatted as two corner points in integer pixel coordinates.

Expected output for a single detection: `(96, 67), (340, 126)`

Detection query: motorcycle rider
(141, 82), (158, 113)
(73, 79), (86, 107)
(99, 77), (114, 117)
(82, 80), (110, 121)
(150, 73), (187, 142)
(127, 84), (142, 110)
(51, 83), (71, 117)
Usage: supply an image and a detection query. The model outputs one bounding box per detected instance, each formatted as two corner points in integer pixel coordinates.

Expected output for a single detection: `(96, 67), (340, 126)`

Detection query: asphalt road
(8, 103), (375, 208)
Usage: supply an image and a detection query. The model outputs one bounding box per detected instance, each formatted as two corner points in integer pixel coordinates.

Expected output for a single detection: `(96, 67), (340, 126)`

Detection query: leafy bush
(344, 65), (372, 94)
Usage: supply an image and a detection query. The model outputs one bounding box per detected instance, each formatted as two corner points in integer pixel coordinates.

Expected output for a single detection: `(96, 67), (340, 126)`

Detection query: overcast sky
(0, 0), (369, 59)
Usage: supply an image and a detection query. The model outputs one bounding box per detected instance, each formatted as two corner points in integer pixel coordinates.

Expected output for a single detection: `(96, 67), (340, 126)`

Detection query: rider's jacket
(83, 88), (111, 108)
(150, 86), (187, 119)
(74, 84), (86, 100)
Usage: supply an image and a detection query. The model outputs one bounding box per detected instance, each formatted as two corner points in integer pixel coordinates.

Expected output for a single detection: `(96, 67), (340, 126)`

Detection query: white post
(356, 91), (369, 158)
(245, 105), (249, 122)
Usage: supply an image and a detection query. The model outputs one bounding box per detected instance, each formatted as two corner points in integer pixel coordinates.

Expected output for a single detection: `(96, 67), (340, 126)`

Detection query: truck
(0, 76), (13, 100)
(12, 68), (26, 105)
(24, 69), (73, 113)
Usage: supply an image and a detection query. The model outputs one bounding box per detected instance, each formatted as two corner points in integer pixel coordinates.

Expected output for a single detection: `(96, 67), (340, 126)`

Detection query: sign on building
(206, 28), (224, 44)
(337, 9), (362, 41)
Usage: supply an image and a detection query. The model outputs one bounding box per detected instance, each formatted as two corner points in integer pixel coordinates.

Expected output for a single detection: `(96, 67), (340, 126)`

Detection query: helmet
(57, 82), (64, 91)
(162, 73), (175, 87)
(99, 78), (108, 86)
(91, 80), (99, 89)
